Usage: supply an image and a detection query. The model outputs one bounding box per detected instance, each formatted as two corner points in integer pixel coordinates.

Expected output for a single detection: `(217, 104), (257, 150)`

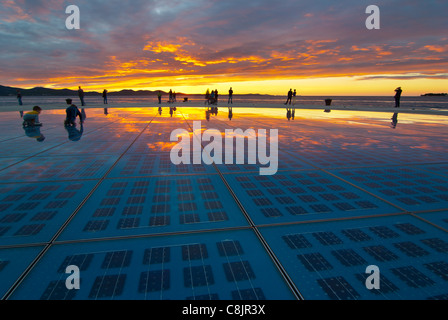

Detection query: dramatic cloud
(0, 0), (447, 93)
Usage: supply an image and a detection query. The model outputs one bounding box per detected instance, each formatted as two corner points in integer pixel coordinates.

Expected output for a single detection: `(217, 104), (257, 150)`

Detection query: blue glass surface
(0, 107), (447, 300)
(260, 215), (448, 300)
(10, 230), (295, 300)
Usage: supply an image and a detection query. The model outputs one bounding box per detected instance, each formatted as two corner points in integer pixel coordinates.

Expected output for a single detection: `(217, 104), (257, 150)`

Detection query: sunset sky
(0, 0), (447, 96)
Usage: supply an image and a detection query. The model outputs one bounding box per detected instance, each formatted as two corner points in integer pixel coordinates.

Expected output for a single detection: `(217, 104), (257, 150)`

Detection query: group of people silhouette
(285, 89), (297, 105)
(205, 89), (220, 105)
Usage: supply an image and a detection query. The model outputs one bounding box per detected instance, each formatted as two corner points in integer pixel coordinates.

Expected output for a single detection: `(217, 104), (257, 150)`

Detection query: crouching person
(22, 106), (42, 127)
(64, 99), (83, 126)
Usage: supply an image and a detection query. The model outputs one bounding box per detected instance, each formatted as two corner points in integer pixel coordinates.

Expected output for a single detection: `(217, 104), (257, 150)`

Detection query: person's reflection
(205, 108), (211, 121)
(104, 108), (109, 115)
(292, 108), (295, 120)
(158, 106), (162, 115)
(19, 110), (24, 118)
(65, 123), (84, 141)
(81, 108), (87, 121)
(391, 113), (398, 129)
(169, 107), (174, 117)
(23, 125), (45, 142)
(228, 107), (233, 121)
(286, 108), (291, 121)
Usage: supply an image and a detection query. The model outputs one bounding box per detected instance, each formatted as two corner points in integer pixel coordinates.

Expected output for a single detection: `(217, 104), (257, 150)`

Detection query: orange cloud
(144, 42), (182, 53)
(423, 45), (448, 53)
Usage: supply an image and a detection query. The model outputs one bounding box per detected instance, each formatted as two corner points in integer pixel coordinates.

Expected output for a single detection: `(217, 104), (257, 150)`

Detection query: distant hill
(0, 85), (170, 96)
(421, 93), (447, 97)
(0, 85), (279, 98)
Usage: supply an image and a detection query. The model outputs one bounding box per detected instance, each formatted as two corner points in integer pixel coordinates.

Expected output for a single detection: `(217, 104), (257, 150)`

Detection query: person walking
(285, 89), (293, 105)
(228, 87), (233, 104)
(292, 89), (297, 106)
(78, 86), (85, 106)
(394, 87), (402, 108)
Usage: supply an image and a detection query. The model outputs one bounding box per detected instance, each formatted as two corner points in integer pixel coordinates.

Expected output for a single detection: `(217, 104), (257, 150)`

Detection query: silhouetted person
(285, 89), (293, 105)
(391, 113), (398, 129)
(228, 107), (233, 120)
(17, 90), (23, 106)
(78, 86), (85, 106)
(215, 89), (219, 103)
(169, 89), (173, 103)
(228, 87), (233, 104)
(292, 89), (297, 105)
(158, 91), (162, 104)
(205, 89), (210, 105)
(23, 106), (42, 127)
(102, 89), (108, 104)
(65, 99), (82, 126)
(394, 87), (402, 108)
(210, 90), (215, 105)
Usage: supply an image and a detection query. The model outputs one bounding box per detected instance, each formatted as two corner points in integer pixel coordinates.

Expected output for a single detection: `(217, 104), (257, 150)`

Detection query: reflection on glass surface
(64, 123), (84, 141)
(391, 113), (398, 129)
(23, 125), (45, 142)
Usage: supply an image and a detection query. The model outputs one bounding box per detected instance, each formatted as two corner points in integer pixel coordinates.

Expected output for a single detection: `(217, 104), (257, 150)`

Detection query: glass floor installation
(0, 106), (447, 300)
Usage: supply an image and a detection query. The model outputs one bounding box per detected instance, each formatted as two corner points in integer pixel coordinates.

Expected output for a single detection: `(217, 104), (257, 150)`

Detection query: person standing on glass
(158, 90), (162, 104)
(228, 87), (233, 104)
(17, 90), (23, 106)
(78, 86), (85, 106)
(394, 87), (402, 108)
(205, 89), (210, 105)
(102, 89), (108, 104)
